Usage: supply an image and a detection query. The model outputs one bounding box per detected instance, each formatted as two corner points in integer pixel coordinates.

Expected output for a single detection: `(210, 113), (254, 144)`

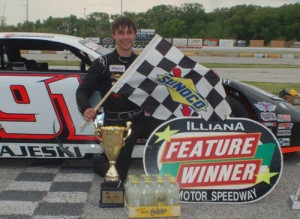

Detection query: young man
(76, 16), (144, 182)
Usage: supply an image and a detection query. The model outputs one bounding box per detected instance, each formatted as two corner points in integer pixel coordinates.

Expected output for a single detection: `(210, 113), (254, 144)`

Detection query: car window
(23, 49), (83, 71)
(0, 39), (92, 72)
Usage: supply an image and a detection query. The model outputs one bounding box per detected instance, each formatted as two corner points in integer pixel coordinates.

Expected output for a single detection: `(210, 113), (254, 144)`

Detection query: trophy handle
(94, 121), (103, 140)
(94, 130), (102, 140)
(122, 121), (132, 145)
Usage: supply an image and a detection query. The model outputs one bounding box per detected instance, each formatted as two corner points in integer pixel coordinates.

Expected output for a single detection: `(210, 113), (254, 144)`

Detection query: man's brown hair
(111, 16), (137, 34)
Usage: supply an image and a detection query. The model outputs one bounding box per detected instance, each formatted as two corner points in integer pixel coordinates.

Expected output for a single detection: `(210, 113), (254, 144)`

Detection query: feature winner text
(159, 132), (263, 202)
(161, 133), (261, 187)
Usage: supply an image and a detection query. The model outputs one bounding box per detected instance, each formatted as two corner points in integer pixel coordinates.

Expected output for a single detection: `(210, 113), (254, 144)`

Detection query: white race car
(0, 32), (113, 158)
(1, 32), (299, 159)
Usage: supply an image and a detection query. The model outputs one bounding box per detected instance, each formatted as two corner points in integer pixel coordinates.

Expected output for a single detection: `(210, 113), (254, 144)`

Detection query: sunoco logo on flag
(155, 71), (208, 112)
(144, 117), (283, 203)
(112, 34), (231, 121)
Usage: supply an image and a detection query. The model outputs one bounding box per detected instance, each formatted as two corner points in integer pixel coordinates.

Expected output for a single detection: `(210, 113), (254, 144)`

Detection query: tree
(205, 7), (234, 38)
(0, 15), (18, 32)
(1, 3), (300, 42)
(84, 12), (110, 37)
(247, 7), (281, 43)
(17, 21), (36, 32)
(144, 5), (176, 31)
(277, 3), (300, 41)
(226, 5), (259, 40)
(176, 3), (206, 37)
(160, 19), (185, 37)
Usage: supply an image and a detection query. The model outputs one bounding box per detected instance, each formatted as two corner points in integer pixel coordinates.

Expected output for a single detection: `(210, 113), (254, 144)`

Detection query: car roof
(0, 32), (111, 57)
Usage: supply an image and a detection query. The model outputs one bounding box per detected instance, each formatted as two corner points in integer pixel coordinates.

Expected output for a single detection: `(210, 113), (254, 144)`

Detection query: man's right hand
(83, 108), (96, 121)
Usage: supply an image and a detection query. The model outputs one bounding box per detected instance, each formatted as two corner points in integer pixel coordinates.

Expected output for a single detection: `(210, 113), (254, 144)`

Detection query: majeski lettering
(0, 145), (83, 158)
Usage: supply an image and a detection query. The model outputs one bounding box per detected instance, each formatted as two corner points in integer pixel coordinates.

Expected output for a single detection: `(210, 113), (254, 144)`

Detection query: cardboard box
(270, 40), (285, 48)
(126, 203), (181, 218)
(284, 95), (300, 105)
(250, 40), (264, 47)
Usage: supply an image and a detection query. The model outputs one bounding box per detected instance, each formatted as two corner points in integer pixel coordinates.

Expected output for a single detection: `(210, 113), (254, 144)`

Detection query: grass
(44, 60), (300, 68)
(200, 63), (300, 94)
(241, 82), (300, 95)
(203, 63), (300, 68)
(41, 60), (80, 66)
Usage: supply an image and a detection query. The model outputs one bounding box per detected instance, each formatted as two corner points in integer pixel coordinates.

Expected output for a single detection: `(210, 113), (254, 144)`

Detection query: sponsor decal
(277, 114), (291, 122)
(203, 39), (218, 47)
(260, 112), (277, 121)
(4, 33), (55, 38)
(278, 138), (291, 147)
(80, 39), (103, 52)
(261, 122), (277, 127)
(102, 37), (114, 45)
(111, 73), (122, 80)
(109, 65), (125, 72)
(254, 102), (276, 112)
(0, 143), (100, 158)
(277, 123), (293, 130)
(277, 130), (292, 136)
(173, 38), (188, 46)
(235, 40), (248, 47)
(144, 117), (282, 203)
(155, 69), (208, 112)
(188, 38), (202, 46)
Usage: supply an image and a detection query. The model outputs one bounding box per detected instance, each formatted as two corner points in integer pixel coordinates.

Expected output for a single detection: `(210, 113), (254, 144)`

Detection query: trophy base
(99, 180), (125, 208)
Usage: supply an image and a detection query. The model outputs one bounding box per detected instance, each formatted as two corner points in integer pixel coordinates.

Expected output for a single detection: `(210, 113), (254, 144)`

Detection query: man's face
(112, 26), (136, 53)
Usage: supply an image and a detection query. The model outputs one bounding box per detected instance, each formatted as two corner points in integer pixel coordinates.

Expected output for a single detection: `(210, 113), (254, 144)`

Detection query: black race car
(223, 78), (300, 154)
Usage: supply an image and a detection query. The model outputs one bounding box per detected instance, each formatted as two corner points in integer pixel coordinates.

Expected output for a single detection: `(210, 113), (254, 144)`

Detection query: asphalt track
(0, 154), (299, 218)
(195, 56), (300, 83)
(0, 56), (300, 218)
(27, 53), (300, 83)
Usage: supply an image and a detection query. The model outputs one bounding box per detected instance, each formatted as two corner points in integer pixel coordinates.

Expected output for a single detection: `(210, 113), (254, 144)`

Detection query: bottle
(141, 179), (155, 206)
(163, 175), (171, 191)
(127, 179), (142, 207)
(124, 175), (136, 191)
(124, 175), (136, 203)
(141, 174), (151, 182)
(166, 178), (180, 205)
(154, 178), (166, 206)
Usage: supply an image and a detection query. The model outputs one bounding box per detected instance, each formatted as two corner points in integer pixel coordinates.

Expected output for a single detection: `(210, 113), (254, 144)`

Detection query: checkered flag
(112, 34), (231, 121)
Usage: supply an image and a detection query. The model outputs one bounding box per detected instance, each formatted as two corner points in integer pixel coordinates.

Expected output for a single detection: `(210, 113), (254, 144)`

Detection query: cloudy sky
(1, 0), (299, 25)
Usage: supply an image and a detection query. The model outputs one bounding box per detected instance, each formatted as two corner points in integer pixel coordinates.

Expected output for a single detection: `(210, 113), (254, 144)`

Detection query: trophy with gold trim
(94, 120), (132, 208)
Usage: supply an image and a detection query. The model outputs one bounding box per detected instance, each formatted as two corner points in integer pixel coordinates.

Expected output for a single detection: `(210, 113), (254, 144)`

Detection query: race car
(223, 79), (300, 154)
(0, 32), (299, 159)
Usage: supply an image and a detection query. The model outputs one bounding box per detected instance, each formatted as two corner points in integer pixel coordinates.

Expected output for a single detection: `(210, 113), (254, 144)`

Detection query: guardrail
(23, 47), (300, 59)
(135, 46), (300, 59)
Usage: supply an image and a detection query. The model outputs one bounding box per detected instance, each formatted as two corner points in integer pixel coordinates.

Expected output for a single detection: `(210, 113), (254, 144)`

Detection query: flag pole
(80, 34), (160, 129)
(80, 81), (118, 129)
(79, 96), (106, 129)
(79, 54), (141, 129)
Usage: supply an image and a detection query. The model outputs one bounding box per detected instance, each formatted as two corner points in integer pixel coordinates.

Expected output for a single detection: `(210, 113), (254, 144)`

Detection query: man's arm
(76, 57), (106, 115)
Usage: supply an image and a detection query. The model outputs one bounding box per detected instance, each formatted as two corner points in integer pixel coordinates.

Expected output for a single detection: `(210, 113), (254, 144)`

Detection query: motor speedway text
(179, 188), (257, 202)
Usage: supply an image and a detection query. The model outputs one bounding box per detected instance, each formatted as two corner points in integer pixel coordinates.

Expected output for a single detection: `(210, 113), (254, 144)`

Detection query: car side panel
(0, 71), (101, 158)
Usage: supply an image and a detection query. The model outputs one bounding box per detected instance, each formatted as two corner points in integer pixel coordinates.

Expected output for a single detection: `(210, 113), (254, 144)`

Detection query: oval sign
(143, 117), (283, 203)
(102, 37), (114, 46)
